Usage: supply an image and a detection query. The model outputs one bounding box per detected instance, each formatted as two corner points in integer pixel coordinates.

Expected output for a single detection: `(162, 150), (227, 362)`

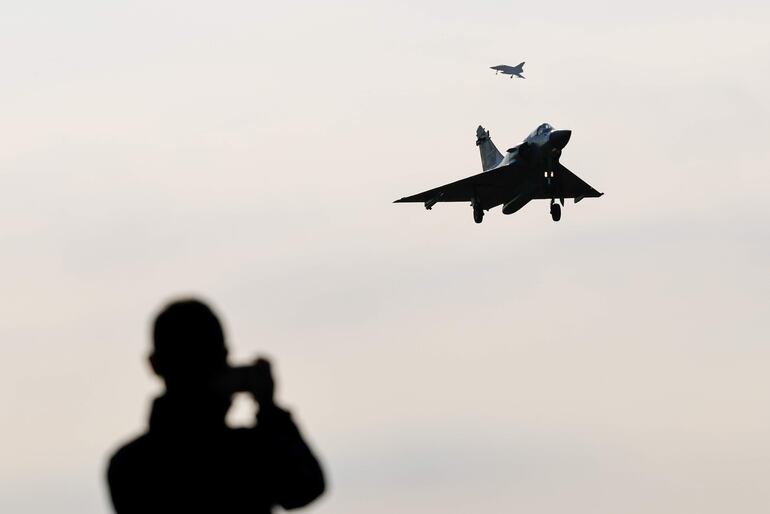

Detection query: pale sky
(1, 1), (769, 513)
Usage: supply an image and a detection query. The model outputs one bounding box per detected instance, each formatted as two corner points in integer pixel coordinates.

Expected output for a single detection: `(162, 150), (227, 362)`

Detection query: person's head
(149, 299), (229, 393)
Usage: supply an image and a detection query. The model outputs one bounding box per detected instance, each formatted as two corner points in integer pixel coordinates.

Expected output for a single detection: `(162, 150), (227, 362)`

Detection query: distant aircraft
(491, 62), (525, 79)
(394, 123), (603, 223)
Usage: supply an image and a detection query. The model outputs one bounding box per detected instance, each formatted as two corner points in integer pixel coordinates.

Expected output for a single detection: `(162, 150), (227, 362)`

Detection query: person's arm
(257, 403), (326, 509)
(247, 358), (326, 509)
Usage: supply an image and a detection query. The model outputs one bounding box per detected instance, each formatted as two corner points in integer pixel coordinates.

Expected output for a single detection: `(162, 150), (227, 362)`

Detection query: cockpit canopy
(527, 123), (553, 140)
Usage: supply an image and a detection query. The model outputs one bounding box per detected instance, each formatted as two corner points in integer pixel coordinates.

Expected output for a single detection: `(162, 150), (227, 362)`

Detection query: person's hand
(246, 357), (275, 407)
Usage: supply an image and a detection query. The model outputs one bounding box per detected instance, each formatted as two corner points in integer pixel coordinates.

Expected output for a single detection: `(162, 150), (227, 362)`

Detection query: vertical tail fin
(476, 126), (504, 171)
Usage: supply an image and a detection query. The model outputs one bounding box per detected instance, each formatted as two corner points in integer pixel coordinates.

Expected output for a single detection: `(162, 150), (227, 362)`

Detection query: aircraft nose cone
(549, 129), (571, 149)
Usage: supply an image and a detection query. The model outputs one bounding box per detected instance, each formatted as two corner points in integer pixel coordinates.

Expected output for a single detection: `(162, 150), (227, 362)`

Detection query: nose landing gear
(550, 201), (561, 222)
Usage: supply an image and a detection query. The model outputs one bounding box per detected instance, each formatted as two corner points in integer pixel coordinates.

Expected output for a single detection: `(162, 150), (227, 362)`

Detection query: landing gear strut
(473, 206), (484, 224)
(550, 201), (561, 222)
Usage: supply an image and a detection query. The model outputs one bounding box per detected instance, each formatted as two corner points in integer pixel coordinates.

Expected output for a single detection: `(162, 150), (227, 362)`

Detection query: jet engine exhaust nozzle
(549, 130), (571, 150)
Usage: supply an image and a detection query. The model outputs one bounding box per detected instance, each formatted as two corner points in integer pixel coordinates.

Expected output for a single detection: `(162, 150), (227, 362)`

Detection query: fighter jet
(491, 62), (525, 79)
(394, 123), (602, 223)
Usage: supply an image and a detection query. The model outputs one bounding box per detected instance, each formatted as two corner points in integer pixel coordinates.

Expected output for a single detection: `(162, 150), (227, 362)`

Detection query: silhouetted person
(107, 299), (325, 513)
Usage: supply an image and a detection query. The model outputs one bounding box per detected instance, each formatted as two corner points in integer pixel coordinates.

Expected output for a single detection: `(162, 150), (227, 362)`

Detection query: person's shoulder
(107, 432), (152, 475)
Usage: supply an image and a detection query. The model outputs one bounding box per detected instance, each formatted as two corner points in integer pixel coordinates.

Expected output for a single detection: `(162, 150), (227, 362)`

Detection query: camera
(212, 359), (274, 402)
(217, 365), (257, 393)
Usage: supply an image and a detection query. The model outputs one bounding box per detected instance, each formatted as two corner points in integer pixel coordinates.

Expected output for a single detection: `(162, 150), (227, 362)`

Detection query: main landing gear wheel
(550, 202), (561, 222)
(473, 207), (484, 224)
